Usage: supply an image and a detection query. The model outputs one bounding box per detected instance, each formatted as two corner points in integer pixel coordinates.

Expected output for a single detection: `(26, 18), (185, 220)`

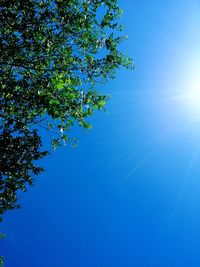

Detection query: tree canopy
(0, 0), (132, 217)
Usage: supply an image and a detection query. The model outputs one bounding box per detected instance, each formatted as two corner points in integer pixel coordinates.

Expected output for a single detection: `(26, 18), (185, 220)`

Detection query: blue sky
(2, 0), (200, 266)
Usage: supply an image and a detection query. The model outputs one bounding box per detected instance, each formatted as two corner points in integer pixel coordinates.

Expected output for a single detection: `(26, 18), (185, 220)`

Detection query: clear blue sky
(2, 0), (200, 266)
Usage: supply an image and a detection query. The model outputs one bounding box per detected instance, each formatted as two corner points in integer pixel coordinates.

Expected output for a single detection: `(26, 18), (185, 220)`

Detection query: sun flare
(188, 80), (200, 100)
(183, 79), (200, 117)
(174, 58), (200, 119)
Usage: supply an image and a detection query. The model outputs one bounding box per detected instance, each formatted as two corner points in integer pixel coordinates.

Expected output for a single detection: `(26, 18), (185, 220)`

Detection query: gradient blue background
(2, 1), (200, 266)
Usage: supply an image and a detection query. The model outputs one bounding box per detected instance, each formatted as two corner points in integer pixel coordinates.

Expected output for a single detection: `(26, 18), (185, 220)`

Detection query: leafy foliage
(0, 128), (48, 215)
(0, 256), (3, 267)
(0, 0), (132, 214)
(0, 232), (5, 267)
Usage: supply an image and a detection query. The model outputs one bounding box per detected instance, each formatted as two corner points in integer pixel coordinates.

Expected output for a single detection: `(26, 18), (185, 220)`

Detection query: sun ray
(114, 110), (196, 187)
(168, 138), (200, 228)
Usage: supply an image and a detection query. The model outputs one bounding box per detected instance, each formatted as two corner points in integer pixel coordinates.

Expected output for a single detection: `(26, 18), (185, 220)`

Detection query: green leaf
(57, 81), (65, 90)
(0, 256), (3, 267)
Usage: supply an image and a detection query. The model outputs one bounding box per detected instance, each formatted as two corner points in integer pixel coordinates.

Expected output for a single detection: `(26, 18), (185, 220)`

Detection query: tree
(0, 128), (48, 214)
(0, 256), (3, 267)
(0, 0), (132, 216)
(0, 231), (5, 266)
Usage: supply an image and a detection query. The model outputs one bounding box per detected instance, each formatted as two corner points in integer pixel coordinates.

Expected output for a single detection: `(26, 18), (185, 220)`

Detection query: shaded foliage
(0, 0), (132, 214)
(0, 231), (5, 266)
(0, 256), (3, 267)
(0, 129), (48, 215)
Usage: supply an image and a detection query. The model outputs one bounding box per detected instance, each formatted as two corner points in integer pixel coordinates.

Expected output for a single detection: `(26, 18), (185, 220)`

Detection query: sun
(175, 59), (200, 120)
(188, 81), (200, 103)
(183, 79), (200, 117)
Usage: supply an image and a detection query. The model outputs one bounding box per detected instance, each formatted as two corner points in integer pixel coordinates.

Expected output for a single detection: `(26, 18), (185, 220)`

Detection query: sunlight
(168, 54), (200, 121)
(186, 82), (200, 113)
(181, 72), (200, 118)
